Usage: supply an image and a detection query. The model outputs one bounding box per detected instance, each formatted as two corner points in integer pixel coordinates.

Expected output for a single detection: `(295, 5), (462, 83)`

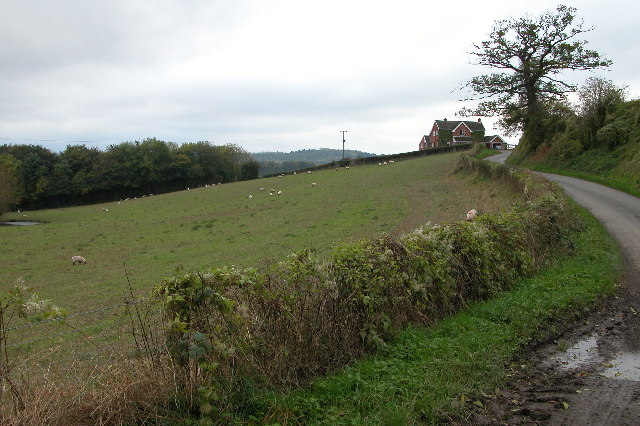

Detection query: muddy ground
(467, 285), (640, 425)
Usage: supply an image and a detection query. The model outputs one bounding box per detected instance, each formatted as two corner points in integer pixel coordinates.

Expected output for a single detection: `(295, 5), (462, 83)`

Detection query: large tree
(459, 4), (611, 156)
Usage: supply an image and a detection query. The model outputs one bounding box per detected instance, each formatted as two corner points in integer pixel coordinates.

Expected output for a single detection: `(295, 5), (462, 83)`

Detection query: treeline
(0, 139), (259, 211)
(257, 160), (317, 177)
(511, 77), (640, 190)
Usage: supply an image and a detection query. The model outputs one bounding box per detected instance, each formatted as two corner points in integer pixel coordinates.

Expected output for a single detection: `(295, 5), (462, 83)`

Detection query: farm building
(419, 118), (504, 150)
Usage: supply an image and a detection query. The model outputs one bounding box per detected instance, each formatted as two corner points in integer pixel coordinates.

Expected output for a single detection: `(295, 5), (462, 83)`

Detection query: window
(460, 129), (465, 135)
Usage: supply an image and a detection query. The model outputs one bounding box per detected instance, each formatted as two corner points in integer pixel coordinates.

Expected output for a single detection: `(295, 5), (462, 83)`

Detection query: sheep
(72, 255), (87, 265)
(260, 187), (265, 191)
(248, 195), (253, 199)
(102, 208), (109, 212)
(311, 182), (318, 187)
(277, 190), (282, 195)
(466, 209), (478, 221)
(307, 170), (312, 174)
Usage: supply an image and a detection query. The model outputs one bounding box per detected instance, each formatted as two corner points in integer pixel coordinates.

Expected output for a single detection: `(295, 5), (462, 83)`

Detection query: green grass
(0, 152), (520, 314)
(254, 204), (620, 424)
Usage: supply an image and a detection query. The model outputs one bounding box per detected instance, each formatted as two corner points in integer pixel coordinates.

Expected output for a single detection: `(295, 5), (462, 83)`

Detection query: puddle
(553, 333), (602, 369)
(550, 333), (640, 381)
(601, 353), (640, 381)
(0, 221), (41, 226)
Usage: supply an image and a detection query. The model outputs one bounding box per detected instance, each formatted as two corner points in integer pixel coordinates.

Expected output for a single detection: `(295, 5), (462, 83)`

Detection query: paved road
(489, 151), (640, 281)
(487, 151), (640, 425)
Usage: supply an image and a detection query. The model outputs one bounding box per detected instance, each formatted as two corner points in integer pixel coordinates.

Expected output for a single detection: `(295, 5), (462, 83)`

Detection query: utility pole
(340, 130), (348, 160)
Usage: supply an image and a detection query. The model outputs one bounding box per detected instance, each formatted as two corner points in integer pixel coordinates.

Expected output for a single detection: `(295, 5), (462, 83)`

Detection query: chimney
(443, 118), (447, 121)
(478, 118), (482, 122)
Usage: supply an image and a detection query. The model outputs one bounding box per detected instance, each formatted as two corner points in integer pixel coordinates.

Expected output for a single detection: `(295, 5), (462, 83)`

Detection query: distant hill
(252, 148), (377, 164)
(252, 148), (378, 176)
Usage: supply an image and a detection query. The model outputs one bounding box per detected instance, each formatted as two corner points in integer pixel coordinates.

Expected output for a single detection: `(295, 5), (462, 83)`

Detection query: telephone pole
(340, 130), (348, 160)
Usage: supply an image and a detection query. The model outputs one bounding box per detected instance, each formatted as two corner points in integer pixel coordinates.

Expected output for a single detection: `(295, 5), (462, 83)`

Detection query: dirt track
(472, 152), (640, 425)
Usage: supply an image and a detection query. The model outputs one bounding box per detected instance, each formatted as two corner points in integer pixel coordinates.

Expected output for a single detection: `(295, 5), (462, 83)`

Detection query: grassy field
(1, 152), (520, 314)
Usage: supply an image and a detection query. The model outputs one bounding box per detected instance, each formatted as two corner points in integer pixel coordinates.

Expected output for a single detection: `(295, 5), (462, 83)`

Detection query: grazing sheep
(346, 166), (350, 169)
(248, 195), (253, 199)
(102, 208), (109, 212)
(466, 209), (478, 221)
(293, 171), (297, 175)
(277, 190), (282, 195)
(311, 182), (318, 187)
(72, 255), (87, 265)
(260, 187), (265, 191)
(307, 170), (312, 174)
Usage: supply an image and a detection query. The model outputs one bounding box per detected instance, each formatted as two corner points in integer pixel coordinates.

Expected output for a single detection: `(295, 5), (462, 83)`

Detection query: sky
(1, 0), (638, 155)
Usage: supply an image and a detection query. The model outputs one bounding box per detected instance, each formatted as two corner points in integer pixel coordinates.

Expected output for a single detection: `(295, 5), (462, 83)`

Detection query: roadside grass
(255, 203), (620, 424)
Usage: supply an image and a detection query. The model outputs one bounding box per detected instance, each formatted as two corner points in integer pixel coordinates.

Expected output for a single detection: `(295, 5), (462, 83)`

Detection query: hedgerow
(155, 156), (582, 421)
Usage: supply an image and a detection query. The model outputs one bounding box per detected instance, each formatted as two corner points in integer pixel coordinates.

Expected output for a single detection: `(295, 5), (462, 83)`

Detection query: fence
(2, 296), (166, 370)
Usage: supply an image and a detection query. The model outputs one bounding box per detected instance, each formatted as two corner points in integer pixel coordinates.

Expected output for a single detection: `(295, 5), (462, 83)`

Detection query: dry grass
(1, 356), (178, 426)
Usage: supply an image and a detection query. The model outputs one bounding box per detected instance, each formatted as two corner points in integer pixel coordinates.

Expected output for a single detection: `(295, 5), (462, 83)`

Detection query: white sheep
(260, 187), (265, 191)
(102, 208), (109, 212)
(72, 255), (87, 265)
(311, 182), (318, 187)
(466, 209), (478, 221)
(277, 190), (282, 195)
(248, 195), (253, 199)
(307, 170), (312, 174)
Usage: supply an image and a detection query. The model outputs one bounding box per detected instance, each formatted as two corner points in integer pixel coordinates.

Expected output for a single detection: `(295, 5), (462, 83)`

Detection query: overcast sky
(1, 0), (638, 155)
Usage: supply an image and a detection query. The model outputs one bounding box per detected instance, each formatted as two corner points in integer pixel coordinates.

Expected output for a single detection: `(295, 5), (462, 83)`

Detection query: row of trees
(0, 139), (259, 212)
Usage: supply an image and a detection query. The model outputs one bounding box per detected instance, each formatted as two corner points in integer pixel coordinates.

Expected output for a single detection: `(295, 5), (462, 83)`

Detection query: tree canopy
(459, 4), (611, 156)
(0, 140), (257, 210)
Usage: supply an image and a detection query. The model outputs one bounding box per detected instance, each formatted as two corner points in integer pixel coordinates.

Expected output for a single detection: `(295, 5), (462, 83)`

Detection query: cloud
(1, 0), (638, 155)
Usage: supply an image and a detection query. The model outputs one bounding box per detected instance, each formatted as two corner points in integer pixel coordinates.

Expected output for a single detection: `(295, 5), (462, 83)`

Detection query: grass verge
(510, 160), (640, 199)
(251, 203), (620, 425)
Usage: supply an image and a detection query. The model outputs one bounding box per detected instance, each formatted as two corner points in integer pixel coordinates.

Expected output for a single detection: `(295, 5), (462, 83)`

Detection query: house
(419, 118), (505, 150)
(484, 135), (505, 150)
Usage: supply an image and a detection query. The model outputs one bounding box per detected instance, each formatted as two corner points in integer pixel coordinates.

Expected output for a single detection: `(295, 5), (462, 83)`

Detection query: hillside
(510, 96), (640, 195)
(1, 152), (520, 315)
(252, 148), (377, 164)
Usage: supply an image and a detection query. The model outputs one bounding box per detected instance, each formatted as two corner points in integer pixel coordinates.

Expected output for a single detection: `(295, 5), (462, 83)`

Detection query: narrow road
(485, 151), (640, 425)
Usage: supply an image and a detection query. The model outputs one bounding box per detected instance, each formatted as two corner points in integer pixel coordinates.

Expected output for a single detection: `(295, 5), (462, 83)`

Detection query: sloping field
(0, 152), (520, 313)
